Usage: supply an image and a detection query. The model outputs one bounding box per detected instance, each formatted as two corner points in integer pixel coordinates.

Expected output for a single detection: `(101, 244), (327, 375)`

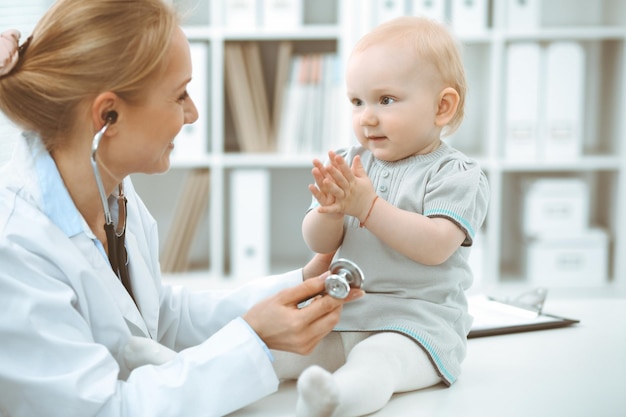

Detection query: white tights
(272, 332), (441, 417)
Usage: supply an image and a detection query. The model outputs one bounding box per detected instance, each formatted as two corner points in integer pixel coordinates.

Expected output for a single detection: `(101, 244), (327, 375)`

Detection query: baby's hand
(312, 151), (377, 219)
(308, 157), (338, 208)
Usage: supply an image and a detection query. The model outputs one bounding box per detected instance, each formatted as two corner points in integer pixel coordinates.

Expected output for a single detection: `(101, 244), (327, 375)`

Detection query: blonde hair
(0, 0), (180, 147)
(354, 16), (466, 135)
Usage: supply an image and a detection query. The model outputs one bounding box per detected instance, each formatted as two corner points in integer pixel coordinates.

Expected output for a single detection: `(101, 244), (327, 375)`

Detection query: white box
(526, 229), (609, 287)
(230, 169), (270, 278)
(522, 178), (589, 238)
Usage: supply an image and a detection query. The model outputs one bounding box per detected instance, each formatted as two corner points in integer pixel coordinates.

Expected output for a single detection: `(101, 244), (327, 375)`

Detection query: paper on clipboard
(467, 294), (579, 338)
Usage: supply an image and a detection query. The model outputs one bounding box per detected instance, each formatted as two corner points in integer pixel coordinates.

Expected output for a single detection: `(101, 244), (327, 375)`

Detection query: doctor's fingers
(277, 273), (330, 306)
(294, 290), (364, 354)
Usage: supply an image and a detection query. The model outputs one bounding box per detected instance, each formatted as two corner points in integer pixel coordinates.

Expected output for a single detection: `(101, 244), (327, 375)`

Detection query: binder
(271, 41), (294, 144)
(410, 0), (446, 23)
(261, 0), (302, 29)
(241, 42), (272, 152)
(224, 0), (258, 28)
(160, 169), (211, 273)
(373, 0), (406, 25)
(468, 292), (579, 338)
(171, 42), (208, 162)
(506, 0), (541, 30)
(224, 42), (272, 153)
(230, 169), (270, 278)
(450, 0), (488, 35)
(504, 43), (540, 160)
(542, 42), (585, 161)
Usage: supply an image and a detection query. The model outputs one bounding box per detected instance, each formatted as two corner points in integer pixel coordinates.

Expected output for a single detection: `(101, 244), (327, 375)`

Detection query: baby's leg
(272, 331), (345, 380)
(296, 332), (441, 417)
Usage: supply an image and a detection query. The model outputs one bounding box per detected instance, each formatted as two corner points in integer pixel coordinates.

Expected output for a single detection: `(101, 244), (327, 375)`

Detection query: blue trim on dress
(334, 325), (456, 384)
(424, 209), (474, 239)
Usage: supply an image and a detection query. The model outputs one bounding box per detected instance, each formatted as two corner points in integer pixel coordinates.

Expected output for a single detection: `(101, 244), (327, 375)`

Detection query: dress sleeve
(157, 269), (303, 350)
(423, 158), (490, 246)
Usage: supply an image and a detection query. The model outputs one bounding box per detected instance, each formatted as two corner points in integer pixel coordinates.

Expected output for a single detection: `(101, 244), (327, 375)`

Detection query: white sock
(295, 365), (340, 417)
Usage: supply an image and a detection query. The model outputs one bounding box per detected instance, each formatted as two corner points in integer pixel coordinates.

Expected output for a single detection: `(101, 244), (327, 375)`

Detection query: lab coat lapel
(73, 233), (151, 338)
(125, 232), (159, 339)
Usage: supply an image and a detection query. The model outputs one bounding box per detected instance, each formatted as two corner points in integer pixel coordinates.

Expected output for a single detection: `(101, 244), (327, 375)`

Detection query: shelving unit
(130, 0), (626, 289)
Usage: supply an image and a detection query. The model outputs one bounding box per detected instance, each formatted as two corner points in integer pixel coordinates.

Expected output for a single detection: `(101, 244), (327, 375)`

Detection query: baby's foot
(295, 365), (339, 417)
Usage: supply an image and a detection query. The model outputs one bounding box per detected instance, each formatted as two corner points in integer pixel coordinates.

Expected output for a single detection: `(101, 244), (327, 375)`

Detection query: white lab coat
(0, 134), (302, 417)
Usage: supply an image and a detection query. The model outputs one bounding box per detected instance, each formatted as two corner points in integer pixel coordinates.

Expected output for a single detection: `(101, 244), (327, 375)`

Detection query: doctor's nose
(184, 96), (199, 125)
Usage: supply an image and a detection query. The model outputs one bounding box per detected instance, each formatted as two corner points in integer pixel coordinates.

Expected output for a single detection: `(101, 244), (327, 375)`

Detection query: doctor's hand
(243, 274), (363, 355)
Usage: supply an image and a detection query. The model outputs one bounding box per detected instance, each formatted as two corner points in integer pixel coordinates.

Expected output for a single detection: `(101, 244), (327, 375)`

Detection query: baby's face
(346, 43), (443, 161)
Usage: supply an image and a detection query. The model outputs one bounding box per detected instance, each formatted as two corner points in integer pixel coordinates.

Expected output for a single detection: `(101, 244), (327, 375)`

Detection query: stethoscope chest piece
(325, 258), (364, 299)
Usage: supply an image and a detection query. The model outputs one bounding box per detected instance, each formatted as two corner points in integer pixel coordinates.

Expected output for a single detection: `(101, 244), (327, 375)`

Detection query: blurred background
(1, 0), (624, 292)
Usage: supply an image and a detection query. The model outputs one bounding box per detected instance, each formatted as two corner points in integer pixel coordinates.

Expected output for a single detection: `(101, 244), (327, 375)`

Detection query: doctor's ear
(103, 111), (118, 124)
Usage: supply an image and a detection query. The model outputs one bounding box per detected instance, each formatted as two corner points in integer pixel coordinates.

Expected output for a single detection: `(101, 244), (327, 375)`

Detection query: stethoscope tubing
(90, 120), (136, 304)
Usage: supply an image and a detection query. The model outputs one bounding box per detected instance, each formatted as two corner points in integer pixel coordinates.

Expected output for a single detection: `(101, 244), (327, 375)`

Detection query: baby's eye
(351, 98), (362, 106)
(380, 96), (395, 105)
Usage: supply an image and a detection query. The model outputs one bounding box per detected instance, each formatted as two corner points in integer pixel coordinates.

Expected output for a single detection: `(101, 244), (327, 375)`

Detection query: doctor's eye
(178, 90), (189, 102)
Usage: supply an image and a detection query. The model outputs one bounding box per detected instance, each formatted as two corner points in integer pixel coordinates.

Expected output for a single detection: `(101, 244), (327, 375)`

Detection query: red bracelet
(359, 195), (379, 228)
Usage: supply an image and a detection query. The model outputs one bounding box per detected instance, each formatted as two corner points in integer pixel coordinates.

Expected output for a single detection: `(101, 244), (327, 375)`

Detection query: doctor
(0, 1), (363, 416)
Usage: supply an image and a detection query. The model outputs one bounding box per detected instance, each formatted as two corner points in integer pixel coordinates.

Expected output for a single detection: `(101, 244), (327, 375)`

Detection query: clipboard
(467, 289), (580, 338)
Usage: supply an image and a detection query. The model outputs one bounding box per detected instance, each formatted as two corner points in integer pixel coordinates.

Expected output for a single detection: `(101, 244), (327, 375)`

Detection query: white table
(225, 287), (626, 417)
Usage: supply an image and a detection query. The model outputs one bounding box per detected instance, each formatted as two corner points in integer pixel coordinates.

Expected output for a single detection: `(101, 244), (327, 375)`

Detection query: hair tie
(0, 29), (23, 77)
(19, 35), (33, 58)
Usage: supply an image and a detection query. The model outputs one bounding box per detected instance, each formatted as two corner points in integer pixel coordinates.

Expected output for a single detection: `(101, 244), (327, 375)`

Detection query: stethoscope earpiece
(105, 110), (118, 124)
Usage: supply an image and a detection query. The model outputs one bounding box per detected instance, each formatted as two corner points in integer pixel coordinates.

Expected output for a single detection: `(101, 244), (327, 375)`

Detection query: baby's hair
(0, 0), (180, 149)
(353, 16), (466, 135)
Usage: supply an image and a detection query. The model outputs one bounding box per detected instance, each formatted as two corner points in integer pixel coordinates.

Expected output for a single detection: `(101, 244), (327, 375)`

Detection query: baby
(273, 16), (490, 417)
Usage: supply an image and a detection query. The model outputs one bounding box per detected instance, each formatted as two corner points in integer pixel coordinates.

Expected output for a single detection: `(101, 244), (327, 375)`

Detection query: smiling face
(111, 26), (198, 175)
(346, 42), (444, 162)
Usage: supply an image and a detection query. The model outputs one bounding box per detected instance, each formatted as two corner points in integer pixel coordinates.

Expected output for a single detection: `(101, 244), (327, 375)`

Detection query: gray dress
(309, 141), (490, 385)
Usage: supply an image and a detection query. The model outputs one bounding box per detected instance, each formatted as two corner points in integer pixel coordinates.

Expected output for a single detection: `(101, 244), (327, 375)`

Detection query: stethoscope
(325, 259), (364, 299)
(90, 111), (135, 303)
(299, 259), (364, 308)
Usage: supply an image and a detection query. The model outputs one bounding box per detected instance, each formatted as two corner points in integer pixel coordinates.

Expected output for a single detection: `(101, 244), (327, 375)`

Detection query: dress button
(382, 170), (390, 178)
(379, 185), (388, 192)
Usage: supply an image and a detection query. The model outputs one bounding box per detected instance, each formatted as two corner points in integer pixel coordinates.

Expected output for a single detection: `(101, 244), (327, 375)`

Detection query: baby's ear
(434, 87), (460, 127)
(123, 336), (177, 370)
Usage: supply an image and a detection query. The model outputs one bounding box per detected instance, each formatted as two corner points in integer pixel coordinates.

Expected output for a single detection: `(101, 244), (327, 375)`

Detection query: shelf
(131, 0), (626, 288)
(499, 156), (623, 172)
(503, 27), (626, 41)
